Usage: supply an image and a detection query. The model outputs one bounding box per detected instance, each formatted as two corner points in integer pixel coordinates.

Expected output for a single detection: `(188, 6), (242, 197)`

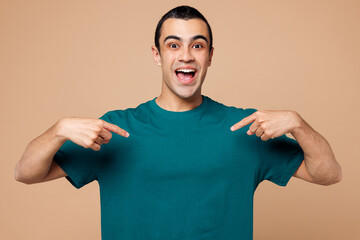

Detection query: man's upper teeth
(178, 69), (195, 73)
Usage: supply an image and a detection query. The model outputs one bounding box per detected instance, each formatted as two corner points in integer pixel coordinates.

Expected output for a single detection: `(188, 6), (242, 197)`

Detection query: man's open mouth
(175, 68), (197, 84)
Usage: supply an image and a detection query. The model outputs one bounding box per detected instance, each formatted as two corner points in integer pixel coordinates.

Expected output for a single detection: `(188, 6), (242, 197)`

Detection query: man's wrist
(290, 111), (306, 137)
(53, 118), (69, 144)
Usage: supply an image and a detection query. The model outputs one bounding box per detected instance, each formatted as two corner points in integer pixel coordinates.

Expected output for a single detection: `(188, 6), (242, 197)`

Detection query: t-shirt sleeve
(256, 134), (304, 187)
(53, 114), (108, 189)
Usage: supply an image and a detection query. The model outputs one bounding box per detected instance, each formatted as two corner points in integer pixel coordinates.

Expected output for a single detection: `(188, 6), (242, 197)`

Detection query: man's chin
(172, 88), (202, 101)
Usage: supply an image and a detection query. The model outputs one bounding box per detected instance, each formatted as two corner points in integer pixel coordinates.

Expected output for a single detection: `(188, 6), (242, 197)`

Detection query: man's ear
(208, 47), (214, 66)
(151, 46), (161, 66)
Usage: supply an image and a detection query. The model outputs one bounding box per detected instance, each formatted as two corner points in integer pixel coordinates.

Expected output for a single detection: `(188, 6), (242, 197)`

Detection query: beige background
(1, 0), (359, 239)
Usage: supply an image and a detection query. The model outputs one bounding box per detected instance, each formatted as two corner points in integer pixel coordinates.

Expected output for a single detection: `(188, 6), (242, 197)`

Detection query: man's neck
(155, 92), (203, 112)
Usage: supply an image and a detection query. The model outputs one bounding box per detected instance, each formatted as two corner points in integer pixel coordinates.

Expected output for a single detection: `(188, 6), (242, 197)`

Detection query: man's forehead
(160, 18), (210, 41)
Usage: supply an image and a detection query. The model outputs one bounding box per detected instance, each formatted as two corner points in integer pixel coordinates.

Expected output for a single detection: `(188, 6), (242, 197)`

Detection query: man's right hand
(56, 118), (130, 151)
(15, 117), (129, 184)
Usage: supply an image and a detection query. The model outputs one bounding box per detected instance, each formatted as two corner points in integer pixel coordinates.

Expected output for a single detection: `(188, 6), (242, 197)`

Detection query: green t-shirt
(54, 95), (304, 240)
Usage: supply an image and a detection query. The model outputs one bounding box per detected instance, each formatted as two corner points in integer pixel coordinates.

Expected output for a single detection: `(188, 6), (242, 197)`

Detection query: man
(15, 5), (341, 240)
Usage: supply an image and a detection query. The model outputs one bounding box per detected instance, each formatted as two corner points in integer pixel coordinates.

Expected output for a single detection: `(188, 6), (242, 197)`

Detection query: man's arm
(290, 115), (341, 185)
(15, 118), (129, 184)
(15, 121), (67, 184)
(230, 110), (342, 186)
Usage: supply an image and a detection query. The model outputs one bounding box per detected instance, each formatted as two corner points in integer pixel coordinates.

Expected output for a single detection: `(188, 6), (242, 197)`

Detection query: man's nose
(179, 48), (195, 62)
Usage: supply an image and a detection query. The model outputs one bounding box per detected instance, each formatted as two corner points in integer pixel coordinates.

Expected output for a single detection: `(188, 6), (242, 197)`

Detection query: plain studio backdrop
(1, 0), (359, 239)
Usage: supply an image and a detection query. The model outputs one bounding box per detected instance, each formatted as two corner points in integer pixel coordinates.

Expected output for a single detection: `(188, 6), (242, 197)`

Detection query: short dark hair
(154, 5), (213, 54)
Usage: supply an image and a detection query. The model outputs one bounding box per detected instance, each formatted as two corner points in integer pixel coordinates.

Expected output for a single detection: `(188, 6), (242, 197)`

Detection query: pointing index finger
(102, 121), (130, 137)
(230, 113), (256, 132)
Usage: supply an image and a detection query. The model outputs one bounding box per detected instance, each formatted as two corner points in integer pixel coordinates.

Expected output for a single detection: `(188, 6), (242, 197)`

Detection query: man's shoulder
(207, 96), (257, 116)
(99, 99), (152, 121)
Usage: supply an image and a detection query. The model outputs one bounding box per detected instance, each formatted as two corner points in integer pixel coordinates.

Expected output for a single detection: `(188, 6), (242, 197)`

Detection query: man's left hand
(230, 110), (302, 141)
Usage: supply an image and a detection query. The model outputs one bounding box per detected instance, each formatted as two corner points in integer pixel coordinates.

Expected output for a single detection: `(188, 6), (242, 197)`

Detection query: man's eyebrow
(163, 35), (208, 43)
(191, 35), (208, 43)
(164, 35), (181, 43)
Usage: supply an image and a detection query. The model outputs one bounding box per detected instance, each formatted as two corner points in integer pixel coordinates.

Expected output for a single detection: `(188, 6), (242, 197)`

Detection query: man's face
(152, 18), (214, 100)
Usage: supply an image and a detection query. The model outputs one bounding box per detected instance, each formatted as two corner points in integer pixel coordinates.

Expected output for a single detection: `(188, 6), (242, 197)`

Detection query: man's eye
(193, 44), (203, 49)
(169, 44), (178, 48)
